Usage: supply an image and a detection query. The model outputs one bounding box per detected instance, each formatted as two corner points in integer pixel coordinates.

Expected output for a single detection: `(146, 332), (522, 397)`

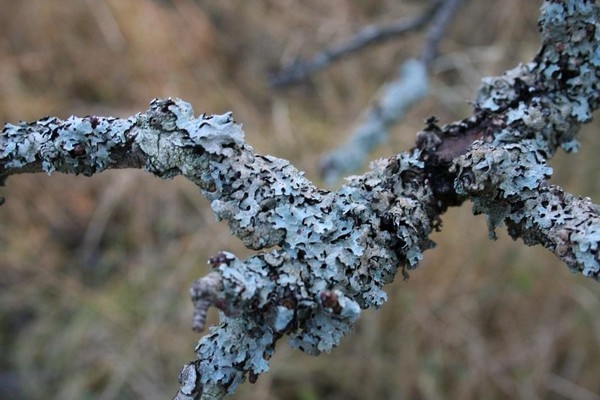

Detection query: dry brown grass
(0, 0), (599, 399)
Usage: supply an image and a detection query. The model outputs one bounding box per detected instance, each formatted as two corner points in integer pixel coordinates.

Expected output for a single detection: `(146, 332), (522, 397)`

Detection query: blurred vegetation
(0, 0), (599, 399)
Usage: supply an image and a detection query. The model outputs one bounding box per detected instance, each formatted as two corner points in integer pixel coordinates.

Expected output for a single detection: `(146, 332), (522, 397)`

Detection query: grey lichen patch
(1, 115), (135, 176)
(194, 315), (275, 396)
(135, 99), (330, 251)
(164, 98), (245, 156)
(286, 293), (360, 355)
(175, 362), (203, 400)
(207, 153), (320, 250)
(510, 187), (600, 279)
(453, 140), (552, 236)
(475, 0), (599, 156)
(454, 0), (600, 278)
(136, 98), (243, 178)
(453, 140), (552, 199)
(476, 63), (536, 113)
(181, 136), (437, 395)
(453, 140), (599, 278)
(189, 250), (359, 394)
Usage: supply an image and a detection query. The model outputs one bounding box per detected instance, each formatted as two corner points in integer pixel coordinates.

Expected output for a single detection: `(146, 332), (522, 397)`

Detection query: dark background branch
(420, 0), (462, 64)
(268, 0), (444, 87)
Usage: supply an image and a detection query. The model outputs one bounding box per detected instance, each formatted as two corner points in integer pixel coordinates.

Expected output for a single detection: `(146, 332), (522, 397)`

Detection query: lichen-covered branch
(452, 141), (599, 278)
(446, 0), (600, 279)
(0, 97), (439, 398)
(0, 1), (599, 399)
(0, 114), (141, 179)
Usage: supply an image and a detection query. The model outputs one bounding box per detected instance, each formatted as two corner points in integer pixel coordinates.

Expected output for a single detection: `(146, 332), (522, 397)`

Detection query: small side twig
(268, 0), (443, 87)
(319, 59), (429, 184)
(420, 0), (462, 65)
(318, 0), (463, 183)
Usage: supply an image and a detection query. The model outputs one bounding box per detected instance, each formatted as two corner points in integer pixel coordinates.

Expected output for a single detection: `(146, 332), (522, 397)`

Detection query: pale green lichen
(457, 0), (600, 278)
(1, 2), (598, 399)
(0, 115), (135, 176)
(453, 139), (599, 279)
(476, 0), (599, 156)
(182, 2), (600, 391)
(154, 96), (436, 395)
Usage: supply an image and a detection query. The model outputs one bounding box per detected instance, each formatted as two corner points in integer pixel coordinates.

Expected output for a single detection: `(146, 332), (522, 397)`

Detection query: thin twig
(318, 0), (463, 183)
(420, 0), (463, 65)
(268, 0), (443, 87)
(319, 58), (429, 184)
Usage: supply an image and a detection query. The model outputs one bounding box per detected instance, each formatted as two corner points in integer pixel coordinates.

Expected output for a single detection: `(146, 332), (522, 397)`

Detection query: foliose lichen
(457, 0), (600, 279)
(476, 0), (599, 156)
(113, 97), (434, 396)
(453, 139), (599, 279)
(0, 115), (135, 176)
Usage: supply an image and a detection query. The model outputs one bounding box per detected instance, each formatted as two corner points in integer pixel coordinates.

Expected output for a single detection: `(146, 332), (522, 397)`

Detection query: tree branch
(420, 0), (462, 64)
(453, 140), (599, 278)
(318, 58), (429, 184)
(268, 0), (443, 87)
(1, 1), (599, 399)
(318, 0), (462, 183)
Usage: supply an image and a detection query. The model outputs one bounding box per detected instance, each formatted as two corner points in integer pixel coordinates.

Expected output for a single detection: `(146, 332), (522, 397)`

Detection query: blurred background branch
(270, 0), (464, 184)
(268, 0), (444, 88)
(319, 58), (429, 184)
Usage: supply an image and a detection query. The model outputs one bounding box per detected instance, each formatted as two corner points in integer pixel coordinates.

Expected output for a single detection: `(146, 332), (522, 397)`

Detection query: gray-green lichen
(0, 115), (136, 178)
(455, 0), (600, 281)
(178, 127), (436, 395)
(452, 140), (599, 279)
(476, 0), (599, 156)
(97, 98), (435, 397)
(1, 1), (599, 399)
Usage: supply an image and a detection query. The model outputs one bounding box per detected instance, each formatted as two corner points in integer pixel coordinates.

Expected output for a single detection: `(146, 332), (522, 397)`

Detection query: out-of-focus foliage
(0, 0), (598, 399)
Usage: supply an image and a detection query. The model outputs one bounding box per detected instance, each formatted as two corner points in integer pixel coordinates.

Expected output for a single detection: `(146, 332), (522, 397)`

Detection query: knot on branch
(136, 98), (245, 178)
